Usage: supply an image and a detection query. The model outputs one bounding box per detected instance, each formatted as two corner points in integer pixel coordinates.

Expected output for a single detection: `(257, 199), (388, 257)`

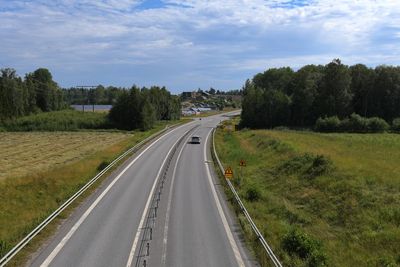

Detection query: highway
(28, 112), (257, 267)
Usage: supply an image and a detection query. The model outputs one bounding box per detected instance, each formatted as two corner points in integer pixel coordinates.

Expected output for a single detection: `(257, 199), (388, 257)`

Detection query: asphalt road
(28, 112), (257, 267)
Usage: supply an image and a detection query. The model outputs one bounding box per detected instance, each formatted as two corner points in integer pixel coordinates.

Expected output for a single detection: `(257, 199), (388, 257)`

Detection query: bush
(0, 240), (11, 259)
(340, 113), (367, 133)
(315, 114), (390, 133)
(278, 153), (314, 174)
(245, 184), (261, 202)
(306, 155), (333, 178)
(392, 118), (400, 132)
(367, 117), (389, 133)
(315, 116), (340, 132)
(282, 228), (327, 267)
(97, 161), (110, 171)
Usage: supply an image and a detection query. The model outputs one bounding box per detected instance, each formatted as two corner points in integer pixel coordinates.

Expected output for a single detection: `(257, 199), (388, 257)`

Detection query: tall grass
(1, 110), (110, 131)
(215, 123), (400, 267)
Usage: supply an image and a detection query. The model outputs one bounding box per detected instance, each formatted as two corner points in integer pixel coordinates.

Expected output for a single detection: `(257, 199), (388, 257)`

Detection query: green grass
(1, 110), (110, 131)
(0, 132), (131, 179)
(215, 121), (400, 267)
(0, 120), (182, 264)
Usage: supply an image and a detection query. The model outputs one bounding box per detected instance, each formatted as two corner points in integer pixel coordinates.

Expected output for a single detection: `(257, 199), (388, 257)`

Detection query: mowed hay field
(0, 124), (171, 260)
(0, 132), (130, 179)
(215, 124), (400, 267)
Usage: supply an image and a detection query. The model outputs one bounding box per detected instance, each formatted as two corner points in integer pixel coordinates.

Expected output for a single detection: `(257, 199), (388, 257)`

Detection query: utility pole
(76, 86), (97, 112)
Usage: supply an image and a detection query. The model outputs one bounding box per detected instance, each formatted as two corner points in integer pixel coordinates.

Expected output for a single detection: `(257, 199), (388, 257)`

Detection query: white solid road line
(203, 130), (246, 267)
(161, 132), (193, 265)
(40, 122), (192, 267)
(126, 128), (192, 267)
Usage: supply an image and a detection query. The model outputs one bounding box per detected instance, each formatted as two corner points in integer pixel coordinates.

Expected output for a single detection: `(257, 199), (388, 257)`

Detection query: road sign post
(224, 167), (233, 179)
(238, 159), (246, 187)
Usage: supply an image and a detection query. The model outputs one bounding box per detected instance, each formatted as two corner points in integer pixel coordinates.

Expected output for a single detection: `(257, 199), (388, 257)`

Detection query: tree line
(0, 68), (181, 131)
(109, 86), (181, 130)
(0, 68), (63, 121)
(240, 59), (400, 129)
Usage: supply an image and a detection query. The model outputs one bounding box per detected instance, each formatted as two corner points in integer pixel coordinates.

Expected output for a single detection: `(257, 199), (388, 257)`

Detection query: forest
(240, 59), (400, 131)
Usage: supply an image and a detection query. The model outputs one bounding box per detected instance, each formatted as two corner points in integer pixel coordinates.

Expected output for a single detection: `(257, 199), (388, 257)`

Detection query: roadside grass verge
(0, 120), (183, 265)
(215, 122), (400, 266)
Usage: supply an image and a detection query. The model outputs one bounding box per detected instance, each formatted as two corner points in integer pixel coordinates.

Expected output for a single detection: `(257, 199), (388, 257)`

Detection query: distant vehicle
(190, 135), (201, 144)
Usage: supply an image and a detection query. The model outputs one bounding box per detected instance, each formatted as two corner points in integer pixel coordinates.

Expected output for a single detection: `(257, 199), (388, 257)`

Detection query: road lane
(29, 111), (254, 267)
(164, 126), (241, 266)
(29, 122), (196, 267)
(143, 113), (256, 267)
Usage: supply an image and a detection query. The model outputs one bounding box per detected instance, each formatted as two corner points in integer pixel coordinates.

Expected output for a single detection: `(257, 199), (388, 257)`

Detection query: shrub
(315, 116), (340, 132)
(305, 155), (333, 178)
(0, 240), (10, 259)
(375, 257), (397, 267)
(315, 114), (390, 133)
(367, 117), (389, 133)
(97, 161), (110, 171)
(392, 118), (400, 132)
(340, 113), (367, 133)
(245, 184), (261, 202)
(282, 228), (327, 267)
(278, 153), (314, 174)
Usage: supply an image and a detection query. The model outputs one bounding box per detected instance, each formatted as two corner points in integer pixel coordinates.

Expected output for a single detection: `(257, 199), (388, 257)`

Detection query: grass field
(0, 121), (179, 262)
(0, 132), (130, 179)
(215, 120), (400, 267)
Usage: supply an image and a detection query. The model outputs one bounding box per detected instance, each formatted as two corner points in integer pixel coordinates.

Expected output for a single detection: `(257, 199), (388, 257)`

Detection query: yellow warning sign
(239, 159), (246, 167)
(224, 166), (233, 179)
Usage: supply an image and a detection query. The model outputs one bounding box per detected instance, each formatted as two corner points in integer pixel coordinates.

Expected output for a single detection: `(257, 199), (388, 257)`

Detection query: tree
(315, 59), (352, 118)
(27, 68), (62, 112)
(291, 65), (323, 126)
(253, 67), (294, 94)
(349, 64), (375, 117)
(240, 80), (265, 128)
(108, 87), (143, 130)
(140, 98), (156, 130)
(370, 66), (400, 121)
(261, 89), (291, 128)
(0, 69), (25, 119)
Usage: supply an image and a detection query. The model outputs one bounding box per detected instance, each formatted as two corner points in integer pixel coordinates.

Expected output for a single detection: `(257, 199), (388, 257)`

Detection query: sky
(1, 0), (400, 93)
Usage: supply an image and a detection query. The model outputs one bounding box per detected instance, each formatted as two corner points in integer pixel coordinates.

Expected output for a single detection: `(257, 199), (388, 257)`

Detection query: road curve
(28, 112), (257, 267)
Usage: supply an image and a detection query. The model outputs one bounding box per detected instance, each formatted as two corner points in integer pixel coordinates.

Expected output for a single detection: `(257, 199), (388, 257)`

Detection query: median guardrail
(0, 124), (180, 267)
(211, 128), (283, 267)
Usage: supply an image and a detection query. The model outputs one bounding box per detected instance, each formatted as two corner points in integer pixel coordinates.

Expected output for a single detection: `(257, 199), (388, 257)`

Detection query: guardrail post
(149, 227), (153, 240)
(146, 243), (150, 256)
(143, 259), (147, 267)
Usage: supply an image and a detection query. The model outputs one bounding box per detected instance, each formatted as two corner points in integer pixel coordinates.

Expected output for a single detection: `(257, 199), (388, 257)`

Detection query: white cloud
(1, 0), (400, 90)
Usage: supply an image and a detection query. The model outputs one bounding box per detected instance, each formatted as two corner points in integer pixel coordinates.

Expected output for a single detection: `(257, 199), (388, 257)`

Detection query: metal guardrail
(211, 128), (283, 267)
(0, 125), (175, 267)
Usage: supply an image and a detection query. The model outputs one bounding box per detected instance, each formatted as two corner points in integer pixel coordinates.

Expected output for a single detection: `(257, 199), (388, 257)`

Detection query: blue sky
(1, 0), (400, 93)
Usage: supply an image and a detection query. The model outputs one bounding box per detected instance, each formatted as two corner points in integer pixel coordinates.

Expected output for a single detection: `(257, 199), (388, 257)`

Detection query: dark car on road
(190, 135), (201, 144)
